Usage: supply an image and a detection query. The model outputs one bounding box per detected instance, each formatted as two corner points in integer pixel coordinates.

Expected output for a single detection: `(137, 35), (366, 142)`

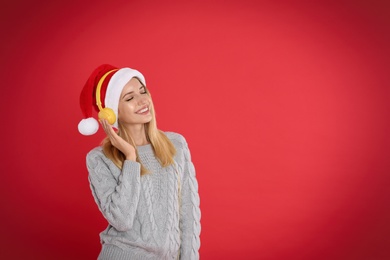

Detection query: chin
(121, 117), (153, 126)
(141, 116), (153, 124)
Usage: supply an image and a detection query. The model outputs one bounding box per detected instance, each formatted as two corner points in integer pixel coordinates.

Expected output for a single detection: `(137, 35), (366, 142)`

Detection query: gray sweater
(86, 132), (201, 260)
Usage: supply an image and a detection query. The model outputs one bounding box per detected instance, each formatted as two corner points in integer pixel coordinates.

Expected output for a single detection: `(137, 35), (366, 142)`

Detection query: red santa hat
(78, 64), (146, 135)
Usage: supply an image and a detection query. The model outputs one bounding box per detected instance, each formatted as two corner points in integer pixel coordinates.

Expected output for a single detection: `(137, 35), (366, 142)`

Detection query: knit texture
(87, 132), (201, 260)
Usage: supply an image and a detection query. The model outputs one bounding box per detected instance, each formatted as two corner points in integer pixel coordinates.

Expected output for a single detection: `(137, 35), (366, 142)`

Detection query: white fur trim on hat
(78, 117), (99, 135)
(105, 68), (146, 129)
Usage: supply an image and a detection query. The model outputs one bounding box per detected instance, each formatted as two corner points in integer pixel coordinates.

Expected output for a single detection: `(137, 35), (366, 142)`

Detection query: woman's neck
(124, 124), (149, 146)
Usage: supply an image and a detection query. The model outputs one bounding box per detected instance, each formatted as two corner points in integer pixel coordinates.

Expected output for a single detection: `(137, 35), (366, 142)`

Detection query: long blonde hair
(101, 88), (176, 175)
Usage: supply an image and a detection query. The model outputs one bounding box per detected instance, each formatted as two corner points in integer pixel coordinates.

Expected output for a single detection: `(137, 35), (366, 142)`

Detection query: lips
(136, 106), (149, 114)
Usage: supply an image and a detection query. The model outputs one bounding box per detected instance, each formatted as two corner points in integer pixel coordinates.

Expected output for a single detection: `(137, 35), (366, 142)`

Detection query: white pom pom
(78, 118), (99, 136)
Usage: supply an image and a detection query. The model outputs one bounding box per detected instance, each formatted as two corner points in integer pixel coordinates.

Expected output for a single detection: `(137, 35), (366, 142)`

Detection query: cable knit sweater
(86, 132), (201, 260)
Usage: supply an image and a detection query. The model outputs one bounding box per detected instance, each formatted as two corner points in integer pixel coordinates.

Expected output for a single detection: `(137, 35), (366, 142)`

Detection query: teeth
(138, 107), (148, 113)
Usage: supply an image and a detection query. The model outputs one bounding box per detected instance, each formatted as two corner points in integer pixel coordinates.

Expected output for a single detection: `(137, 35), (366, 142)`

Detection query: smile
(136, 106), (149, 114)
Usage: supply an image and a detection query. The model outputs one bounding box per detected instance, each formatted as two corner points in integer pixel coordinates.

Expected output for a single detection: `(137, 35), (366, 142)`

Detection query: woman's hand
(100, 119), (136, 161)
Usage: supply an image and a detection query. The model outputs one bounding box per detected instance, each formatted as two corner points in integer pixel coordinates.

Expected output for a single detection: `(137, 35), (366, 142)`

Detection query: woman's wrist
(125, 154), (136, 161)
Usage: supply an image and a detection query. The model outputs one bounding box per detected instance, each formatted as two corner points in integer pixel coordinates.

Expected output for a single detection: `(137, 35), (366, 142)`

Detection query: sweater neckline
(136, 143), (154, 154)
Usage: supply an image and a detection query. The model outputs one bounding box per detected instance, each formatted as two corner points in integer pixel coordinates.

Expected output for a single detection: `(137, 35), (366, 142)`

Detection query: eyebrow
(121, 86), (145, 99)
(122, 91), (133, 99)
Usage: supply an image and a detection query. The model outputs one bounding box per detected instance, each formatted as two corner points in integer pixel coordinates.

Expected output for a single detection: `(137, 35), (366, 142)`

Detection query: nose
(137, 95), (148, 105)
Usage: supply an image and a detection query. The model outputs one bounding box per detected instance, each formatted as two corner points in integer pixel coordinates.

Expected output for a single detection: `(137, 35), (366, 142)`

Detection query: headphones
(96, 69), (119, 125)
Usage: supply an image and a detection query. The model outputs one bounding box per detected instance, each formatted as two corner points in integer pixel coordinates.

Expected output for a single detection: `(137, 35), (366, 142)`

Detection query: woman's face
(117, 77), (153, 126)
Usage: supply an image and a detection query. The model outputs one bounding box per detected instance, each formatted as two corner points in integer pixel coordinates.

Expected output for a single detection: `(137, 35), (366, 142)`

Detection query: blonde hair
(101, 87), (176, 175)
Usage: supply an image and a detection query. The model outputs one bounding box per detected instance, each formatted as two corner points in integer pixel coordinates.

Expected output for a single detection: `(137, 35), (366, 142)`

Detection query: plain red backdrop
(1, 0), (389, 259)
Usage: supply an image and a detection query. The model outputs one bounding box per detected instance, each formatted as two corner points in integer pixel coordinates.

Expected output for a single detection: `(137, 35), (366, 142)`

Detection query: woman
(78, 64), (201, 259)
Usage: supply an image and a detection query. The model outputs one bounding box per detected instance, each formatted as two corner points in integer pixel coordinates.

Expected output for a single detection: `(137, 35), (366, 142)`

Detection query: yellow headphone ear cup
(98, 108), (116, 125)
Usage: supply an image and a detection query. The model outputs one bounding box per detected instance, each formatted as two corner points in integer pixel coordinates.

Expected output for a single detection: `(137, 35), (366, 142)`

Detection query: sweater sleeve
(86, 149), (141, 232)
(179, 137), (201, 260)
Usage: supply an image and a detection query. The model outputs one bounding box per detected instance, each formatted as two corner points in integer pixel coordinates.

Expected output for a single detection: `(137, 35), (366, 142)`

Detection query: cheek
(118, 103), (136, 117)
(146, 96), (153, 105)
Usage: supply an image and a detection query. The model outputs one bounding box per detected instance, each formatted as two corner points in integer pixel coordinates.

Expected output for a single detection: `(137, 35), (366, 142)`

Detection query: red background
(1, 0), (389, 259)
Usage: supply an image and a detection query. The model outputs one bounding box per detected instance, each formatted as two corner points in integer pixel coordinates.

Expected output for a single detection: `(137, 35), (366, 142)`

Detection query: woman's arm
(87, 149), (141, 232)
(179, 137), (201, 260)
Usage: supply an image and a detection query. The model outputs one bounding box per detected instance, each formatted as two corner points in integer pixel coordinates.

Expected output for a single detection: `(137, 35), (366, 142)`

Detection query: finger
(101, 119), (120, 144)
(100, 119), (109, 135)
(101, 119), (113, 138)
(105, 121), (118, 140)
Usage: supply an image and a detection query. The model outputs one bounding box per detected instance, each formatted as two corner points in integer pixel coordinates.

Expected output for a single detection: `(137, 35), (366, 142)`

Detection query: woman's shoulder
(86, 146), (106, 163)
(87, 146), (103, 156)
(86, 146), (118, 170)
(164, 131), (188, 146)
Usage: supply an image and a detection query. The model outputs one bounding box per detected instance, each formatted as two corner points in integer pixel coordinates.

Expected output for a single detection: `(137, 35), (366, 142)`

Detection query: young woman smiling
(78, 64), (201, 260)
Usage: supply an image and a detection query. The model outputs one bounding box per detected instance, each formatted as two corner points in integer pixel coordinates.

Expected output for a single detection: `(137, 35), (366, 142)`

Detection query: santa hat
(78, 64), (146, 135)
